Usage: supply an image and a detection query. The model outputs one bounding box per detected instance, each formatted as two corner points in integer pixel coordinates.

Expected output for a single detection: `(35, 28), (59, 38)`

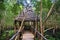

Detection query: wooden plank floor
(22, 31), (34, 40)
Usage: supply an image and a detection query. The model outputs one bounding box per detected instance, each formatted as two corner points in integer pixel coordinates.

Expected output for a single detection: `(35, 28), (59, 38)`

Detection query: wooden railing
(9, 31), (20, 40)
(10, 26), (48, 40)
(31, 26), (48, 40)
(9, 26), (24, 40)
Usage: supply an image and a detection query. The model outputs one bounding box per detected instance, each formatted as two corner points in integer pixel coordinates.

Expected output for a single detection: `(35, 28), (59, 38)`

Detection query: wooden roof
(15, 7), (40, 22)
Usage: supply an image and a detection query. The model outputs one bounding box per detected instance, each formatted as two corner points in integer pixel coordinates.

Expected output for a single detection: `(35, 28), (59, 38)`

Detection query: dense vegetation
(0, 0), (60, 40)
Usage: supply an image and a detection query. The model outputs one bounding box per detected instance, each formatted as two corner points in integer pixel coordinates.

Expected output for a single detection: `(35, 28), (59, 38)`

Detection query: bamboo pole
(15, 15), (25, 40)
(43, 0), (56, 35)
(44, 3), (55, 23)
(31, 26), (48, 40)
(14, 21), (17, 33)
(40, 0), (44, 40)
(15, 8), (28, 40)
(44, 27), (54, 32)
(35, 15), (38, 39)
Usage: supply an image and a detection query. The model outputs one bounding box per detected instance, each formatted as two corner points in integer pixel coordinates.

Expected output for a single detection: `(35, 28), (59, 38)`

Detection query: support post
(40, 0), (44, 40)
(35, 15), (38, 39)
(14, 20), (17, 33)
(33, 21), (36, 40)
(6, 31), (9, 40)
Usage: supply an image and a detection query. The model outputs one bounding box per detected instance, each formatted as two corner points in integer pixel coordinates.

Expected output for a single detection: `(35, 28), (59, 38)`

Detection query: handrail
(9, 26), (24, 40)
(10, 7), (28, 40)
(10, 26), (48, 40)
(44, 27), (54, 32)
(43, 0), (57, 24)
(9, 31), (20, 40)
(31, 26), (48, 40)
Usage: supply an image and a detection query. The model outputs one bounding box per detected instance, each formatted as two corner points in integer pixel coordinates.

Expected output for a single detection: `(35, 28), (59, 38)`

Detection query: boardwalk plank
(22, 32), (34, 40)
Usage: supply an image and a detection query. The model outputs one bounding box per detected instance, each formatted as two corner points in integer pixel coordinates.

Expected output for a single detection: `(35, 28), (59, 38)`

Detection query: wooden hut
(14, 6), (40, 33)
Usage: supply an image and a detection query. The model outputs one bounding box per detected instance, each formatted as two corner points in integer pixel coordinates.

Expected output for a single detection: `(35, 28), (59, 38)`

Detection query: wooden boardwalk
(22, 31), (34, 40)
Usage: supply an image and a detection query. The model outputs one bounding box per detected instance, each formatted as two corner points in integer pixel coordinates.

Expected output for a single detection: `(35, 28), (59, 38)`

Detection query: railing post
(6, 31), (9, 40)
(40, 0), (44, 40)
(14, 20), (17, 33)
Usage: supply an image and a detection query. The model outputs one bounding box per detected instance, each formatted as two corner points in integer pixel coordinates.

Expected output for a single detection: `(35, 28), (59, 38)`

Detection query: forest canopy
(0, 0), (60, 40)
(0, 0), (60, 28)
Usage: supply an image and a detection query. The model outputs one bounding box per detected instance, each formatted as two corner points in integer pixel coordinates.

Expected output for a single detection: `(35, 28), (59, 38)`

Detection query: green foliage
(3, 0), (23, 26)
(0, 0), (5, 21)
(0, 3), (5, 10)
(42, 0), (52, 9)
(0, 0), (52, 26)
(55, 0), (60, 13)
(0, 0), (60, 40)
(0, 13), (3, 20)
(0, 30), (14, 40)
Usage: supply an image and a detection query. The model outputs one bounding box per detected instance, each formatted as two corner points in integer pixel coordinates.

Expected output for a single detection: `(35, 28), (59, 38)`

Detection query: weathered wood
(31, 26), (48, 40)
(6, 31), (9, 40)
(22, 31), (34, 40)
(15, 6), (40, 22)
(44, 27), (54, 32)
(33, 21), (36, 37)
(9, 32), (19, 40)
(35, 15), (38, 40)
(15, 8), (30, 40)
(15, 26), (24, 40)
(15, 35), (19, 40)
(14, 21), (17, 33)
(15, 15), (25, 40)
(9, 26), (24, 40)
(44, 3), (55, 23)
(40, 0), (44, 40)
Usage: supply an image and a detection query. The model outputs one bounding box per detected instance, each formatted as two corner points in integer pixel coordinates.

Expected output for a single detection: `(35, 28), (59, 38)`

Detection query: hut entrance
(24, 25), (31, 31)
(23, 22), (34, 31)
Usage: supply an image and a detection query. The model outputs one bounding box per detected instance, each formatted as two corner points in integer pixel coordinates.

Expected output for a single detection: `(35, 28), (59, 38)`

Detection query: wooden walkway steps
(21, 31), (34, 40)
(9, 26), (48, 40)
